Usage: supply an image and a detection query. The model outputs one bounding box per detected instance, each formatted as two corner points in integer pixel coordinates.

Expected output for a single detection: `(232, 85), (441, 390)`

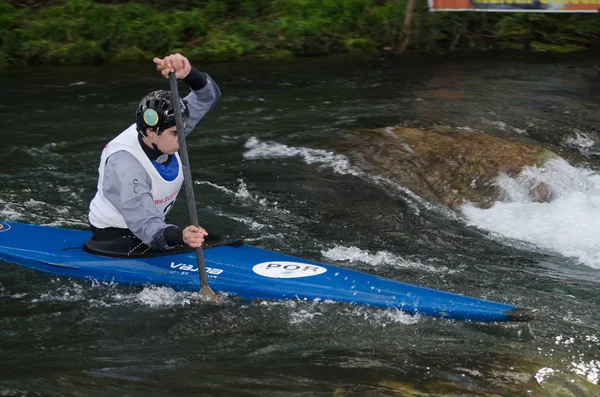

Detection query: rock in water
(342, 126), (558, 210)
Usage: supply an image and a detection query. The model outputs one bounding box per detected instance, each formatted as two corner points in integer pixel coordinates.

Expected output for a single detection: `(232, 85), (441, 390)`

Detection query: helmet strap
(139, 127), (151, 138)
(151, 127), (160, 151)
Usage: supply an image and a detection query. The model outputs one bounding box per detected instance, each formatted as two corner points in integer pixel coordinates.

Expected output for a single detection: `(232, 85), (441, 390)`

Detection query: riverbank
(2, 0), (599, 68)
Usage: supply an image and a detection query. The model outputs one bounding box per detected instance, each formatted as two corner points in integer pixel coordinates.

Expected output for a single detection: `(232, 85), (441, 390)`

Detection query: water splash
(0, 199), (24, 221)
(289, 309), (323, 325)
(196, 178), (287, 212)
(535, 367), (555, 384)
(534, 333), (600, 391)
(462, 159), (600, 269)
(134, 286), (197, 307)
(321, 245), (453, 273)
(571, 359), (600, 385)
(256, 299), (419, 326)
(242, 137), (438, 215)
(29, 280), (209, 308)
(243, 137), (362, 176)
(564, 129), (595, 151)
(212, 209), (269, 231)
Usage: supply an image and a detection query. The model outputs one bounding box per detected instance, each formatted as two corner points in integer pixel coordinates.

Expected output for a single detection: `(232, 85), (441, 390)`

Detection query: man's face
(155, 125), (179, 155)
(146, 123), (185, 155)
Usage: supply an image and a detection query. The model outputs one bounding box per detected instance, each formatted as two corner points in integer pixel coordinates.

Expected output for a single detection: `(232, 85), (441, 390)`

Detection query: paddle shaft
(168, 72), (213, 294)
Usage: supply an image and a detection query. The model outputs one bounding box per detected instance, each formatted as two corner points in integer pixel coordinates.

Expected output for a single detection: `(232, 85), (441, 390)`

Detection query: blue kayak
(0, 221), (533, 322)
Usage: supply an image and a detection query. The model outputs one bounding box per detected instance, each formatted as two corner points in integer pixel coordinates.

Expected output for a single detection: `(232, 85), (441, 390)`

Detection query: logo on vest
(252, 261), (327, 279)
(154, 185), (182, 205)
(0, 222), (11, 233)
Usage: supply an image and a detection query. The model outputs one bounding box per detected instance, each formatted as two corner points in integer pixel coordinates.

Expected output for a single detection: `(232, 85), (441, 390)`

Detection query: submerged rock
(343, 126), (559, 210)
(330, 363), (600, 396)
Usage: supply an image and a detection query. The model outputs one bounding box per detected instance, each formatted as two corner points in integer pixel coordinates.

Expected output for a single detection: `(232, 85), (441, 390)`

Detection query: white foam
(571, 360), (600, 384)
(23, 146), (61, 158)
(555, 335), (575, 346)
(321, 245), (452, 273)
(235, 179), (252, 198)
(243, 137), (362, 176)
(585, 335), (599, 344)
(196, 179), (258, 201)
(289, 309), (323, 325)
(30, 281), (207, 308)
(0, 202), (25, 220)
(197, 178), (286, 213)
(213, 209), (269, 231)
(135, 286), (196, 307)
(370, 307), (420, 326)
(255, 298), (418, 326)
(298, 305), (422, 326)
(0, 194), (87, 227)
(565, 130), (595, 150)
(241, 138), (435, 215)
(535, 367), (556, 384)
(24, 198), (47, 209)
(462, 159), (600, 269)
(244, 233), (285, 242)
(336, 305), (420, 326)
(195, 180), (237, 196)
(455, 367), (483, 377)
(368, 174), (433, 212)
(482, 118), (527, 135)
(34, 281), (89, 303)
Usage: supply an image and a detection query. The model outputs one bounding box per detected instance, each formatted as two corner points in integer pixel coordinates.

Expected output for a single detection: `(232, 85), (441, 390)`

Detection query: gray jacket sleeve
(102, 73), (221, 250)
(183, 74), (221, 137)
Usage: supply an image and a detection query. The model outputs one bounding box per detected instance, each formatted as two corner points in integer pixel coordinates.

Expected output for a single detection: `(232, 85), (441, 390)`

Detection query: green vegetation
(1, 0), (598, 67)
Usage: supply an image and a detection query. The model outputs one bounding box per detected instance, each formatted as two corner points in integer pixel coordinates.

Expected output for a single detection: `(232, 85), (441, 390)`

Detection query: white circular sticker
(252, 261), (327, 279)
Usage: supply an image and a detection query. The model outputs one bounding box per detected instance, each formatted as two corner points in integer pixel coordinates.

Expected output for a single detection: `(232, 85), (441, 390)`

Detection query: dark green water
(1, 55), (599, 396)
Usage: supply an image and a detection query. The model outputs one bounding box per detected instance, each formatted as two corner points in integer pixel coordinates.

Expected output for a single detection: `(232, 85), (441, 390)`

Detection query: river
(1, 53), (599, 396)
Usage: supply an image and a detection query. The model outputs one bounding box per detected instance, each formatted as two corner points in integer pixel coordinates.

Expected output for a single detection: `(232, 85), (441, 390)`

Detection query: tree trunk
(399, 0), (417, 53)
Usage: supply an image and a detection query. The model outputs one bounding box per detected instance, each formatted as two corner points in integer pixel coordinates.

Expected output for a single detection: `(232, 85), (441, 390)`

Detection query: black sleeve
(164, 225), (185, 246)
(184, 67), (208, 91)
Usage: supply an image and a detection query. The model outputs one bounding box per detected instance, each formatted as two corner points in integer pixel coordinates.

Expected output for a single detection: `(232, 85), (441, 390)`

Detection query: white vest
(89, 124), (184, 229)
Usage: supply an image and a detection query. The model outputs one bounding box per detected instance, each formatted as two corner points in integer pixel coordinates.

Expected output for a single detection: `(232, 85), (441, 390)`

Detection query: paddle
(168, 71), (217, 301)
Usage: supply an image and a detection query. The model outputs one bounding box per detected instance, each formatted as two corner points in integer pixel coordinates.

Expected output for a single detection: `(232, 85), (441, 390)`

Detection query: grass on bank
(1, 0), (598, 67)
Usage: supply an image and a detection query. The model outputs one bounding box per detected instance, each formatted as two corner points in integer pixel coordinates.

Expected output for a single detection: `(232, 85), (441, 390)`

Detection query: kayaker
(86, 53), (220, 256)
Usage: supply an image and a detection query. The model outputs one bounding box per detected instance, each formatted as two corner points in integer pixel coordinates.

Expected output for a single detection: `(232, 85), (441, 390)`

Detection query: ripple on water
(321, 245), (454, 274)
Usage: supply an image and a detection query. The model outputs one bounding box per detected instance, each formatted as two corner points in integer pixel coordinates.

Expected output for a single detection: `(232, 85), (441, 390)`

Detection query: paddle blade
(199, 285), (218, 302)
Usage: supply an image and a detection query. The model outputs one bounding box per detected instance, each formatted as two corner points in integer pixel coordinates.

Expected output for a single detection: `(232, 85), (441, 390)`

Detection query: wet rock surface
(341, 126), (558, 210)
